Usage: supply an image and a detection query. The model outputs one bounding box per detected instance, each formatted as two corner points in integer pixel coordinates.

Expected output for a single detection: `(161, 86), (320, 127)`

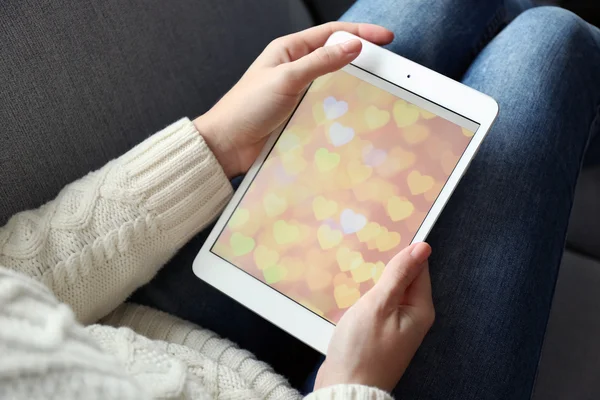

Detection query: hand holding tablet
(194, 27), (498, 356)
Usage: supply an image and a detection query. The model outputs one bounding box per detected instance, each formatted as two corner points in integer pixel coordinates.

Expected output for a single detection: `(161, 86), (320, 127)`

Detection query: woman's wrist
(193, 114), (240, 179)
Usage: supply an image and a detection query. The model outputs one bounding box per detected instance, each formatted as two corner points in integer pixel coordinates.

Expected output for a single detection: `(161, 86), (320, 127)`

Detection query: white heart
(328, 122), (355, 147)
(340, 209), (367, 234)
(323, 96), (348, 120)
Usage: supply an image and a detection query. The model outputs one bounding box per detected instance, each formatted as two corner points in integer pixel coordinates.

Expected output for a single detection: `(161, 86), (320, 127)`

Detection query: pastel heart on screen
(340, 208), (367, 234)
(371, 261), (386, 283)
(311, 73), (333, 91)
(229, 232), (255, 256)
(253, 245), (279, 270)
(364, 105), (391, 129)
(262, 264), (287, 284)
(314, 148), (341, 172)
(277, 132), (301, 153)
(323, 96), (348, 120)
(317, 224), (343, 249)
(346, 159), (373, 185)
(336, 247), (364, 272)
(362, 144), (387, 167)
(334, 284), (361, 309)
(263, 192), (287, 217)
(375, 229), (401, 252)
(402, 124), (430, 145)
(328, 122), (355, 147)
(393, 99), (420, 128)
(357, 222), (381, 242)
(312, 196), (338, 220)
(351, 262), (375, 283)
(407, 170), (435, 195)
(281, 152), (307, 175)
(387, 196), (415, 221)
(228, 208), (250, 229)
(273, 220), (301, 245)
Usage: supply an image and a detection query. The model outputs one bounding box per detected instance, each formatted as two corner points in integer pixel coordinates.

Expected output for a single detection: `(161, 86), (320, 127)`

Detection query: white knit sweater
(0, 119), (392, 400)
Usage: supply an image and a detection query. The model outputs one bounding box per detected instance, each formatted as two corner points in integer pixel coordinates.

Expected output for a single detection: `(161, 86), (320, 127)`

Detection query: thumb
(281, 39), (362, 91)
(374, 243), (432, 303)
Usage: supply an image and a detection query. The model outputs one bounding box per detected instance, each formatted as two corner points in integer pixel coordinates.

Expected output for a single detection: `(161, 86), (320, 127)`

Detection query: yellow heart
(336, 247), (364, 272)
(334, 284), (361, 309)
(306, 266), (333, 291)
(299, 300), (325, 316)
(281, 151), (307, 175)
(376, 230), (401, 252)
(212, 240), (234, 260)
(273, 220), (301, 245)
(351, 262), (374, 283)
(375, 147), (416, 178)
(312, 196), (338, 220)
(277, 132), (301, 153)
(310, 73), (333, 92)
(462, 127), (475, 137)
(407, 170), (435, 195)
(420, 109), (437, 119)
(314, 148), (341, 172)
(317, 224), (343, 250)
(228, 208), (250, 230)
(253, 245), (279, 270)
(364, 105), (391, 130)
(371, 261), (385, 283)
(393, 99), (420, 128)
(402, 124), (430, 144)
(357, 222), (381, 242)
(229, 232), (255, 256)
(262, 264), (288, 284)
(346, 159), (373, 185)
(280, 257), (305, 282)
(441, 150), (460, 175)
(263, 192), (287, 217)
(312, 102), (327, 125)
(387, 196), (415, 221)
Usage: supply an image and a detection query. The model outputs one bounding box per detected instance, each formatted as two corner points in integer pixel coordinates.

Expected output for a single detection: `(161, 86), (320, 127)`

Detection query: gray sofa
(1, 0), (598, 398)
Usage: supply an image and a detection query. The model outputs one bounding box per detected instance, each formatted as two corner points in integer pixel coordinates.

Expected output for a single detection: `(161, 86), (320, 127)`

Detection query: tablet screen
(211, 65), (479, 324)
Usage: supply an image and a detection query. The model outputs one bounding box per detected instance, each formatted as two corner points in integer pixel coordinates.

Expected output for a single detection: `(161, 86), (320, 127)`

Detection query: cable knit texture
(0, 119), (393, 400)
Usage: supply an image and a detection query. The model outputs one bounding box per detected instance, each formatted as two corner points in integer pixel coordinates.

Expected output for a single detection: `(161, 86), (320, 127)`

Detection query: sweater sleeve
(306, 385), (393, 400)
(0, 118), (233, 324)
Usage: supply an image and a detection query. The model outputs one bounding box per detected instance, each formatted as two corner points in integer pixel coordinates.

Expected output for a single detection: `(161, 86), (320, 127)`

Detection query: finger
(375, 242), (431, 303)
(403, 261), (433, 308)
(279, 39), (362, 91)
(270, 22), (393, 63)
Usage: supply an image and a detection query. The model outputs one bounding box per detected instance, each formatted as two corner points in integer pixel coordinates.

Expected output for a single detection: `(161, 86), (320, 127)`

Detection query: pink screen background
(213, 69), (474, 323)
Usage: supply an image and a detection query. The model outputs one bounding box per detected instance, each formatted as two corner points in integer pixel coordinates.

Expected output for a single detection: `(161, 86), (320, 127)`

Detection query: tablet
(193, 31), (498, 354)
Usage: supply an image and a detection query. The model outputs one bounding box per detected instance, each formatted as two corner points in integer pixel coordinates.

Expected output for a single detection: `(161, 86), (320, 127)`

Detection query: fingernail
(410, 243), (431, 264)
(340, 39), (361, 54)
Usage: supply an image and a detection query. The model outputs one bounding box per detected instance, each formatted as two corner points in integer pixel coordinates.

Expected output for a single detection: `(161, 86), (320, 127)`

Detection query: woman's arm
(0, 118), (232, 324)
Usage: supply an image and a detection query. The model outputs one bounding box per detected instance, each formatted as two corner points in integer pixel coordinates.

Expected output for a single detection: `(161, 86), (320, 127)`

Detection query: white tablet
(193, 31), (498, 354)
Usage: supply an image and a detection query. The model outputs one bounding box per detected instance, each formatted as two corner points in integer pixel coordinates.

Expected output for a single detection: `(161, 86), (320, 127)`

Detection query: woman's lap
(132, 1), (600, 398)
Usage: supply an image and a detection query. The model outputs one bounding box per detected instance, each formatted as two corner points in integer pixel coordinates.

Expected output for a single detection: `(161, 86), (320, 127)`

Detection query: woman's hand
(315, 242), (435, 392)
(194, 22), (393, 178)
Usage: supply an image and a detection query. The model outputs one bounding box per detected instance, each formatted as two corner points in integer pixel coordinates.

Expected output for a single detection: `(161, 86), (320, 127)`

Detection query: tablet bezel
(192, 31), (499, 355)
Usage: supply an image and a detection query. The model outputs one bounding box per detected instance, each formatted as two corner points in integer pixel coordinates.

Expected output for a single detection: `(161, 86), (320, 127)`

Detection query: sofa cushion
(0, 0), (313, 225)
(567, 165), (600, 260)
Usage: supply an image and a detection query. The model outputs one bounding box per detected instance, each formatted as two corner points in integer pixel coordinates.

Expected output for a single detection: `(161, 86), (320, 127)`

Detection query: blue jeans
(130, 1), (600, 399)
